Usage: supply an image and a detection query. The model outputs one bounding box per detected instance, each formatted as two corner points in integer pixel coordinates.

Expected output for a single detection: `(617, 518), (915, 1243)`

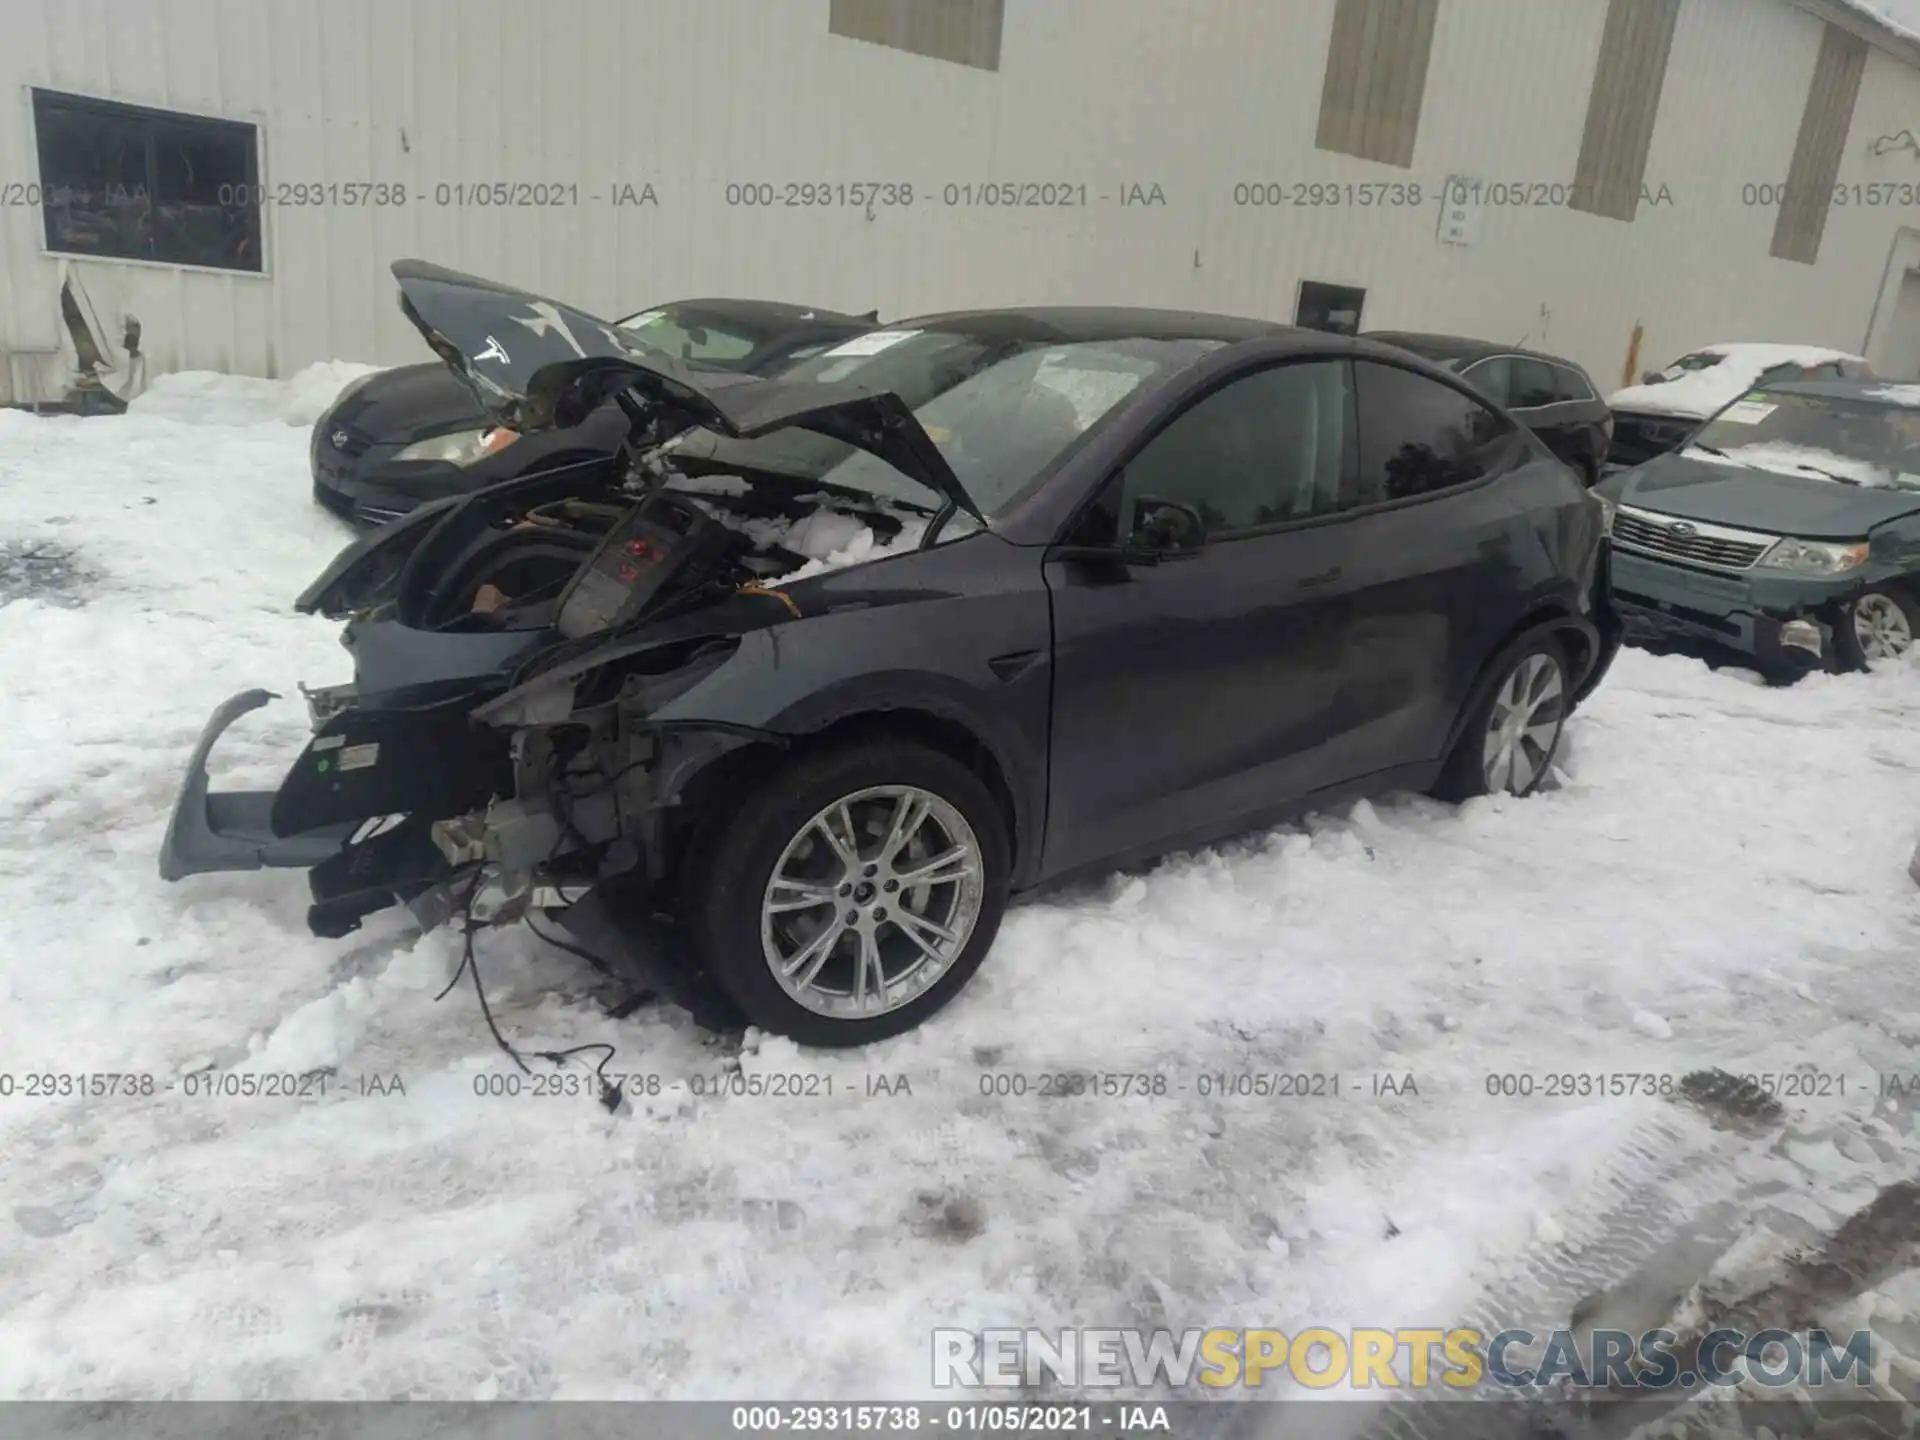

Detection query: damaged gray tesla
(159, 259), (1619, 1046)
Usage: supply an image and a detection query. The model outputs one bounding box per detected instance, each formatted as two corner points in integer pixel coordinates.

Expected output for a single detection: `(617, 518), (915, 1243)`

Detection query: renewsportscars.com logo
(931, 1327), (1877, 1392)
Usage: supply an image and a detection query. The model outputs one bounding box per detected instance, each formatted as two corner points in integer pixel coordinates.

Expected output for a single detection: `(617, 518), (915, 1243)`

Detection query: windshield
(1684, 390), (1920, 489)
(674, 329), (1220, 516)
(1661, 352), (1725, 377)
(815, 336), (1198, 515)
(615, 306), (765, 368)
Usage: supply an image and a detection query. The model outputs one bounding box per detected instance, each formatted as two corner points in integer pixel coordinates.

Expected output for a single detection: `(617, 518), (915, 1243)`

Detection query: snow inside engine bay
(667, 474), (933, 584)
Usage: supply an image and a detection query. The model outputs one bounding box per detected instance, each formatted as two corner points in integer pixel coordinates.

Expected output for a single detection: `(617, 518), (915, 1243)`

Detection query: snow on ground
(3, 372), (1920, 1406)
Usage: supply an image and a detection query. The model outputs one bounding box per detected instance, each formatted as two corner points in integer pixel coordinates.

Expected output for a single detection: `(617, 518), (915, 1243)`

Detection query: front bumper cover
(157, 689), (355, 881)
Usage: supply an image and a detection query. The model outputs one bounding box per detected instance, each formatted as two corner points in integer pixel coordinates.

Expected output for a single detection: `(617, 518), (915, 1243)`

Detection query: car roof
(1364, 330), (1586, 372)
(892, 306), (1297, 345)
(1750, 378), (1920, 406)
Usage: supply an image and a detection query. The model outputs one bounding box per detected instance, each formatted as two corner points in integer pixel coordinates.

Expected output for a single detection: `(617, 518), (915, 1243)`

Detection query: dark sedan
(311, 297), (877, 525)
(1364, 332), (1612, 484)
(1597, 378), (1920, 679)
(165, 261), (1619, 1047)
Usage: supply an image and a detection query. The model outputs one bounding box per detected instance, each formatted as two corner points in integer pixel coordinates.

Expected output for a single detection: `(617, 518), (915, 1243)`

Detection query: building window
(1568, 0), (1680, 223)
(1296, 281), (1367, 336)
(1772, 23), (1868, 265)
(1314, 0), (1439, 169)
(828, 0), (1003, 71)
(31, 88), (261, 273)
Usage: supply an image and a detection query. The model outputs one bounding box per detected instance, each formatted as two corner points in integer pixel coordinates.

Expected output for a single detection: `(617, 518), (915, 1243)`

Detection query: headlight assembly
(1754, 537), (1869, 576)
(394, 427), (518, 466)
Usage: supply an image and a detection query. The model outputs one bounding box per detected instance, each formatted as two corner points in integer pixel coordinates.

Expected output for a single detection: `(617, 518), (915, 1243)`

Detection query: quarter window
(1551, 364), (1596, 402)
(1116, 361), (1355, 537)
(1352, 361), (1523, 503)
(32, 88), (261, 273)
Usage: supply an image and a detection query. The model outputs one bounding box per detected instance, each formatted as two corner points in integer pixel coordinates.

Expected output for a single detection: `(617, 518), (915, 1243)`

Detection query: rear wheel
(1836, 585), (1919, 670)
(1431, 636), (1570, 801)
(689, 740), (1010, 1046)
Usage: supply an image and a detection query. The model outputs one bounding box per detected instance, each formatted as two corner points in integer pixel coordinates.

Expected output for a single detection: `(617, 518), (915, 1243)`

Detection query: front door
(1041, 358), (1358, 879)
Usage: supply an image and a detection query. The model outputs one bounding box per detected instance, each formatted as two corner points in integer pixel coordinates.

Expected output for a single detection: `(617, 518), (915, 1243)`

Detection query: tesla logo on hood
(475, 335), (511, 366)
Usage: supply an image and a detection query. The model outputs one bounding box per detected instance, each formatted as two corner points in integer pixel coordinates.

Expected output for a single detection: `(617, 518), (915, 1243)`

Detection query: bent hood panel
(391, 260), (981, 521)
(1611, 452), (1920, 539)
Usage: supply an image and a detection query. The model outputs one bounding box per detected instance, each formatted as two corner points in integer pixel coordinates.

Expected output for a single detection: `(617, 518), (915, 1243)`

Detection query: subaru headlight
(394, 427), (518, 466)
(1754, 537), (1869, 575)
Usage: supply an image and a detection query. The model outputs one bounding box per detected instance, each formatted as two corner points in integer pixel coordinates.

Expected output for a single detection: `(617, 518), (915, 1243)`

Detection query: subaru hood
(390, 260), (982, 522)
(1600, 450), (1920, 540)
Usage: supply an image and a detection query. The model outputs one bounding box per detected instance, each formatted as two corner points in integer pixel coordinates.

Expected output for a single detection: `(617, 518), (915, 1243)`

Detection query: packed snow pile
(5, 367), (1920, 1403)
(129, 359), (386, 428)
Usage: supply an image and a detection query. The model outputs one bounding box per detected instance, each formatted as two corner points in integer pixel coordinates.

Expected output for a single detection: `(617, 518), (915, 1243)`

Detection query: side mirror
(1123, 496), (1206, 563)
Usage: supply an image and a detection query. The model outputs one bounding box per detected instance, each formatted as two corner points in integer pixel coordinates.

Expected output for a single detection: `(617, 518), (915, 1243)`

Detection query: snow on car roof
(1607, 342), (1866, 419)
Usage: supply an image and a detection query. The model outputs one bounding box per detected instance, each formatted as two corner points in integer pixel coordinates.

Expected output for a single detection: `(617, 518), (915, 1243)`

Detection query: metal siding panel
(0, 0), (1914, 393)
(1572, 0), (1680, 222)
(1773, 23), (1868, 263)
(1315, 0), (1369, 156)
(1316, 0), (1434, 167)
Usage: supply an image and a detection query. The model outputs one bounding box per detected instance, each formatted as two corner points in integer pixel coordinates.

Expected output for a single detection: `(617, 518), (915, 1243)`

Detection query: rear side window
(1461, 356), (1511, 406)
(1803, 361), (1844, 380)
(1550, 364), (1595, 402)
(1351, 361), (1523, 504)
(1507, 358), (1559, 409)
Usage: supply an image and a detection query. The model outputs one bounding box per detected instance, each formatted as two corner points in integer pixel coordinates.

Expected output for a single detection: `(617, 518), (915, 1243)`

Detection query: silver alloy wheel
(760, 784), (985, 1019)
(1481, 652), (1566, 796)
(1851, 592), (1914, 662)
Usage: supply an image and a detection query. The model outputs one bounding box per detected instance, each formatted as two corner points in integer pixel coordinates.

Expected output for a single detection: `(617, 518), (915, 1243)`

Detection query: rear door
(1041, 359), (1356, 878)
(1316, 359), (1545, 781)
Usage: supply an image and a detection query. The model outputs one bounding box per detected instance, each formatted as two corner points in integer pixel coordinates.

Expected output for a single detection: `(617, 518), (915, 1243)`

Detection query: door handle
(1297, 566), (1342, 589)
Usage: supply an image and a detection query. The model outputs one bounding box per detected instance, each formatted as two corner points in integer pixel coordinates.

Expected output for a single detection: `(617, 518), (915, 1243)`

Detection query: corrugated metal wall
(4, 0), (1920, 399)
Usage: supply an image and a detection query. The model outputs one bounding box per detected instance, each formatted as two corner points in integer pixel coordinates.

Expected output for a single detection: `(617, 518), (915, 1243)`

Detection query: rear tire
(689, 739), (1010, 1047)
(1430, 635), (1570, 802)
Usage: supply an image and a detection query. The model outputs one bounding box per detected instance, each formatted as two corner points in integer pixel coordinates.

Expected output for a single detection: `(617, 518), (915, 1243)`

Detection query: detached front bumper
(157, 690), (355, 881)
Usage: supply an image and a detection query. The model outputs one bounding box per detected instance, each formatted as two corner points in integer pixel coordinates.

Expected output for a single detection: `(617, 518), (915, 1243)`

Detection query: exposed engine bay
(416, 465), (927, 638)
(158, 258), (981, 1037)
(283, 452), (936, 948)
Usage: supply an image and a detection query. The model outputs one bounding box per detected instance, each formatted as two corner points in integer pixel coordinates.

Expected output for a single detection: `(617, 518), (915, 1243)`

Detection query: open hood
(391, 260), (983, 522)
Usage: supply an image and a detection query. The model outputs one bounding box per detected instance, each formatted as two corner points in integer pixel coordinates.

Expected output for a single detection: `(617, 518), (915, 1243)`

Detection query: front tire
(689, 739), (1010, 1047)
(1431, 636), (1570, 801)
(1835, 585), (1919, 671)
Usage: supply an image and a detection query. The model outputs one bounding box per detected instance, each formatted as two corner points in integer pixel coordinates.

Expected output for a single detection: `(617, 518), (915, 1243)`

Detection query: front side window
(33, 89), (260, 272)
(1113, 361), (1354, 537)
(1351, 360), (1525, 503)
